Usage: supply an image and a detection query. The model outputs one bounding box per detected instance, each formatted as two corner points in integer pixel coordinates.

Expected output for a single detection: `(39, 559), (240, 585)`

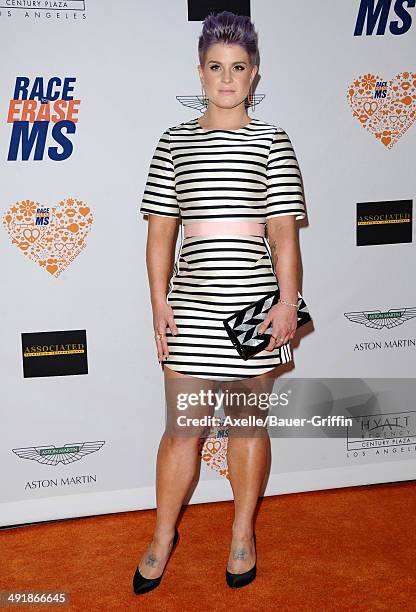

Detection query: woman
(133, 11), (306, 593)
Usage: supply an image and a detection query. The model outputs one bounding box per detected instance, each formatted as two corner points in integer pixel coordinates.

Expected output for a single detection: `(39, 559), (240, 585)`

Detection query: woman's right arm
(145, 214), (179, 362)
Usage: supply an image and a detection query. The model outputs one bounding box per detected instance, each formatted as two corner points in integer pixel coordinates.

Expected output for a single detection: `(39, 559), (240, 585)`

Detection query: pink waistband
(184, 221), (265, 238)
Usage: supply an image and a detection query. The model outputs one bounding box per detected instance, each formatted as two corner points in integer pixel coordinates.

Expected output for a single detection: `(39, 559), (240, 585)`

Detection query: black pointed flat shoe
(133, 526), (179, 595)
(225, 532), (256, 588)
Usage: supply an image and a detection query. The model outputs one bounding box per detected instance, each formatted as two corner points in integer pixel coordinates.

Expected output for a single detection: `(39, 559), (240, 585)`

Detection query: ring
(155, 333), (165, 340)
(271, 335), (283, 342)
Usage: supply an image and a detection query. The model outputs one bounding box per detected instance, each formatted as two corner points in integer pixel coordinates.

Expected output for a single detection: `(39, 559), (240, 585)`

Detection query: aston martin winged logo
(12, 441), (105, 466)
(344, 308), (416, 329)
(176, 94), (265, 113)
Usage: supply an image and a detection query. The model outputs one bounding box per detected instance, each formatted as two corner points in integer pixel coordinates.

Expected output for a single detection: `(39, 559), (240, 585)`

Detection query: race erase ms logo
(6, 76), (80, 161)
(2, 198), (93, 277)
(347, 72), (416, 148)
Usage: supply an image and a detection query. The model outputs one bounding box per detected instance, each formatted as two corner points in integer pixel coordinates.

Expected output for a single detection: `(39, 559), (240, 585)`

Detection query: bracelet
(278, 298), (299, 310)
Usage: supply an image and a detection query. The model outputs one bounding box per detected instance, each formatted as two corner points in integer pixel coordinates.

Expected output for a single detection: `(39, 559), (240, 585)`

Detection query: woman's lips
(219, 90), (235, 94)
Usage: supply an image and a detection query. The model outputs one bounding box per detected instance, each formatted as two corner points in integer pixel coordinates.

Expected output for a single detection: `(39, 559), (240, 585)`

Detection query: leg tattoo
(145, 552), (158, 568)
(233, 547), (247, 561)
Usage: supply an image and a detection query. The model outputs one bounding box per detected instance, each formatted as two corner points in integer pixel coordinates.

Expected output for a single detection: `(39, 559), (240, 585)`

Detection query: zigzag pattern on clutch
(223, 291), (312, 360)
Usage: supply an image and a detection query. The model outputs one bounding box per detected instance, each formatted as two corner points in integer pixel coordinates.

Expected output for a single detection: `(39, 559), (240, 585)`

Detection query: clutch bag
(223, 289), (312, 361)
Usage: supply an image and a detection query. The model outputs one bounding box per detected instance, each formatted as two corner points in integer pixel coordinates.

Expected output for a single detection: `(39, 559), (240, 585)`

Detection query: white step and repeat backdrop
(1, 1), (415, 527)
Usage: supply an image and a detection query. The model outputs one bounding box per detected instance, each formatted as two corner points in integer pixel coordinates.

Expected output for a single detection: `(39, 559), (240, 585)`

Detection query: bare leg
(225, 365), (279, 573)
(137, 365), (216, 579)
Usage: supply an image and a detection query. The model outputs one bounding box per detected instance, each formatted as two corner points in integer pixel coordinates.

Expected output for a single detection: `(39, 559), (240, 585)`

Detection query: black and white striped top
(139, 117), (306, 223)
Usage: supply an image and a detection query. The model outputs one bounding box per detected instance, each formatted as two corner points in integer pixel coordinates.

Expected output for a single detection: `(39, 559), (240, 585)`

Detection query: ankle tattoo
(233, 547), (247, 561)
(145, 553), (158, 568)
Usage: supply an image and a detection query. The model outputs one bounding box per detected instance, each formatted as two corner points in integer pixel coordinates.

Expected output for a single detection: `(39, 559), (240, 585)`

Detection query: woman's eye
(208, 64), (245, 71)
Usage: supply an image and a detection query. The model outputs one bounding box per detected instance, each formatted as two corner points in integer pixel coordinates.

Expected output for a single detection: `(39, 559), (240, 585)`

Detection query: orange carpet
(1, 481), (415, 611)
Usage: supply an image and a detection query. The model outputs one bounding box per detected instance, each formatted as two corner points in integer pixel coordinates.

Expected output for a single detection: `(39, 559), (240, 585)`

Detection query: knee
(162, 434), (202, 450)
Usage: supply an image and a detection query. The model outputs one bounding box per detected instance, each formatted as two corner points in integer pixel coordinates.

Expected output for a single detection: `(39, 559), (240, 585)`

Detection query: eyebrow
(207, 60), (248, 65)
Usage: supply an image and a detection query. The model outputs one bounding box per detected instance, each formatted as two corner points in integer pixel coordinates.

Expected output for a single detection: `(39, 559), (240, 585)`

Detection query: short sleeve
(266, 129), (306, 221)
(139, 128), (180, 219)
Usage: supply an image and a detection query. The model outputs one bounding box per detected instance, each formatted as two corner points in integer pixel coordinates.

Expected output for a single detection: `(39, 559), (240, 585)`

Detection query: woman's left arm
(258, 215), (302, 351)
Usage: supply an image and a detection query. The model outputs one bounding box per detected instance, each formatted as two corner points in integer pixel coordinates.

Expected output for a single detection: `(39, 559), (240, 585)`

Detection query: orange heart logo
(199, 422), (229, 479)
(2, 197), (93, 277)
(347, 71), (416, 148)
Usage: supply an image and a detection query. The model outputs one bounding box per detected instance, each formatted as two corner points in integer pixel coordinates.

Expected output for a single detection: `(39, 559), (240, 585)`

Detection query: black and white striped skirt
(163, 230), (292, 380)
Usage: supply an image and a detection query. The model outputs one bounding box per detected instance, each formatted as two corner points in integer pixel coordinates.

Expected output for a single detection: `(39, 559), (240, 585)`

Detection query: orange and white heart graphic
(200, 422), (229, 479)
(347, 71), (416, 148)
(2, 197), (93, 277)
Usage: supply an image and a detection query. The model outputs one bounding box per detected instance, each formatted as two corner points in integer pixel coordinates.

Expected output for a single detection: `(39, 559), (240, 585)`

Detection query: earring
(200, 84), (208, 110)
(248, 83), (256, 111)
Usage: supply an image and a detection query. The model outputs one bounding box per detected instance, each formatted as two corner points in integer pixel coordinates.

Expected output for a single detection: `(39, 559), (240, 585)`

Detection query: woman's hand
(257, 302), (297, 352)
(153, 299), (178, 361)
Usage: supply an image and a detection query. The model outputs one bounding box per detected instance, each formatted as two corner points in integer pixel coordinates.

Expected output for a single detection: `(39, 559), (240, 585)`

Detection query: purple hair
(198, 11), (258, 67)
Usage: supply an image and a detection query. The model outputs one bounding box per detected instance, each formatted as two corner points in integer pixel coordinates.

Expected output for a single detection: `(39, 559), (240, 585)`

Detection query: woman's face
(198, 43), (257, 110)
